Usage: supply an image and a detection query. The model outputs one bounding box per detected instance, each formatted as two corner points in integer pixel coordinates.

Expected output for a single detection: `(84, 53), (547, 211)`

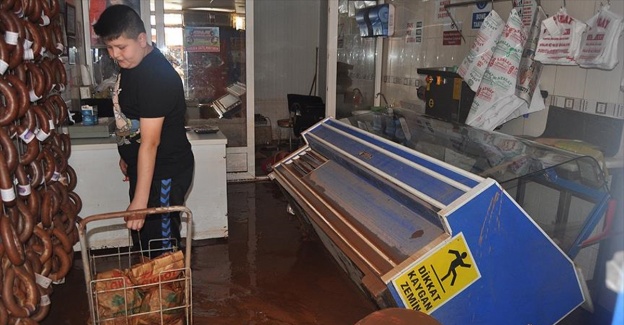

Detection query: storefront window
(152, 0), (248, 148)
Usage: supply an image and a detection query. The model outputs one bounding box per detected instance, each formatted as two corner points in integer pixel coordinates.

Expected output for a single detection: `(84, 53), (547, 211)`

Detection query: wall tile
(498, 116), (526, 135)
(387, 38), (402, 77)
(521, 106), (549, 136)
(420, 0), (438, 32)
(539, 65), (557, 95)
(585, 64), (624, 104)
(565, 0), (601, 21)
(540, 0), (562, 16)
(553, 65), (588, 97)
(420, 37), (436, 67)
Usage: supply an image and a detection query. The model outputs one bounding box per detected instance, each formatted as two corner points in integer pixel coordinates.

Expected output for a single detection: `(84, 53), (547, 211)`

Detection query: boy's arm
(125, 117), (164, 230)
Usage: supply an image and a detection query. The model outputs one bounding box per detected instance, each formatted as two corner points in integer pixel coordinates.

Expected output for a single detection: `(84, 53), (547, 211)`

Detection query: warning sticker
(391, 233), (480, 314)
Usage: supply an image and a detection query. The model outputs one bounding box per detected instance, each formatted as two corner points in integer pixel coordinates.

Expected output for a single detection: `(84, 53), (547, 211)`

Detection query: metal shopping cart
(77, 206), (193, 325)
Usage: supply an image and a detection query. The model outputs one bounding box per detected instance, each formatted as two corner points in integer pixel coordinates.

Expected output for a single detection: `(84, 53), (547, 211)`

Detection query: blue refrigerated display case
(270, 113), (613, 324)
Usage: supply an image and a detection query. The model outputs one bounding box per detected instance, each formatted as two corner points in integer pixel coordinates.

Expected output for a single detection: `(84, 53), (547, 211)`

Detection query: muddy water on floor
(192, 181), (377, 324)
(42, 181), (376, 324)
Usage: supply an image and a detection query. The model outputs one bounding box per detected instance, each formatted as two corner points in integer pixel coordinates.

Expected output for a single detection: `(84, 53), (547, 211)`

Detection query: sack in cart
(130, 250), (187, 324)
(136, 285), (186, 324)
(94, 269), (144, 320)
(80, 206), (194, 325)
(129, 250), (185, 287)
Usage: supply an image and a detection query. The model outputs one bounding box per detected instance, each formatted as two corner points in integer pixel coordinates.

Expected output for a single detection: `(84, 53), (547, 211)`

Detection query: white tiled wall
(381, 0), (624, 136)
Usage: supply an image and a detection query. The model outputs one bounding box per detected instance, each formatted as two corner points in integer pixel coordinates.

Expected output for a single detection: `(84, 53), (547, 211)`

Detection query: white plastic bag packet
(576, 5), (624, 70)
(535, 7), (587, 65)
(465, 9), (528, 131)
(458, 10), (505, 92)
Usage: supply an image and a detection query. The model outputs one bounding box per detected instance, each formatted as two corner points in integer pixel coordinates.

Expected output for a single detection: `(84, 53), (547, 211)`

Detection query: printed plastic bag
(458, 10), (505, 92)
(576, 5), (624, 70)
(535, 7), (587, 65)
(465, 9), (528, 131)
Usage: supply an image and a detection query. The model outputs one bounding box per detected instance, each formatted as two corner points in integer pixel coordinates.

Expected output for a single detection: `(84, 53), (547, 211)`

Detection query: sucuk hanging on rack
(0, 0), (78, 324)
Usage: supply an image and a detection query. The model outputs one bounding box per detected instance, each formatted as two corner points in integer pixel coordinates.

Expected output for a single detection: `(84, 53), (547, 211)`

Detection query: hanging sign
(184, 27), (220, 53)
(391, 233), (480, 314)
(472, 1), (492, 29)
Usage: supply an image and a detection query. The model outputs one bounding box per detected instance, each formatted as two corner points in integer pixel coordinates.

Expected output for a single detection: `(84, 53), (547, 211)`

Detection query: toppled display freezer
(269, 114), (612, 324)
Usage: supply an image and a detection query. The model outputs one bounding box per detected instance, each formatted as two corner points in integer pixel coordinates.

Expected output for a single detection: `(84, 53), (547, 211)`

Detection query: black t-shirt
(117, 47), (193, 179)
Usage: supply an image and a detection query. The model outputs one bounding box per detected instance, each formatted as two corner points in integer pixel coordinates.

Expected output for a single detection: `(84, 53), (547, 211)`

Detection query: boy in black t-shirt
(94, 5), (194, 256)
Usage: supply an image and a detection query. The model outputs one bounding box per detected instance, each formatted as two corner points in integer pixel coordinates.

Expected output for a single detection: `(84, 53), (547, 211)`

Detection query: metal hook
(444, 7), (466, 44)
(562, 0), (566, 8)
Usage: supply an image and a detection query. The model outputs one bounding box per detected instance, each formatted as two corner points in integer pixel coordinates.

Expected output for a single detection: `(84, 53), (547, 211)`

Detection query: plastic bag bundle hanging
(534, 7), (587, 65)
(457, 10), (505, 92)
(576, 5), (624, 70)
(465, 9), (528, 131)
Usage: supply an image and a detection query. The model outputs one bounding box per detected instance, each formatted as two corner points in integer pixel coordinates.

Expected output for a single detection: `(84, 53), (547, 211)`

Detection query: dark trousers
(128, 164), (194, 257)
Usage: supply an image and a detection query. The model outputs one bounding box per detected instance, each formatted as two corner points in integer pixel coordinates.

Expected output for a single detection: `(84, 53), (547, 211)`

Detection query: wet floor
(41, 181), (377, 325)
(40, 180), (606, 325)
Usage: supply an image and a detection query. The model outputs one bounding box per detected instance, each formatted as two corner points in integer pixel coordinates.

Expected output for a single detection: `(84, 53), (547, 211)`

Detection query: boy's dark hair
(93, 5), (146, 42)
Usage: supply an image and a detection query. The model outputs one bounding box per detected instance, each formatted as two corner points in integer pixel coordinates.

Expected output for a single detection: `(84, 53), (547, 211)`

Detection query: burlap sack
(94, 269), (143, 320)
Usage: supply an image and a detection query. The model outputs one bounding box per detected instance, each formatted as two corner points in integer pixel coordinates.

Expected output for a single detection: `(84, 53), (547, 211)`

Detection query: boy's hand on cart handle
(124, 212), (145, 230)
(125, 202), (146, 230)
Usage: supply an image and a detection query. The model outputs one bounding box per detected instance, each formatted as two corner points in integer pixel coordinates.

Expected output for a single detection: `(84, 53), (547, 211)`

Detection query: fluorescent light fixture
(234, 16), (245, 30)
(188, 7), (235, 13)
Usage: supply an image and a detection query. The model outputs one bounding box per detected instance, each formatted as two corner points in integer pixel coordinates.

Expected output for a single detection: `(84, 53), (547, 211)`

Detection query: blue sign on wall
(472, 11), (489, 29)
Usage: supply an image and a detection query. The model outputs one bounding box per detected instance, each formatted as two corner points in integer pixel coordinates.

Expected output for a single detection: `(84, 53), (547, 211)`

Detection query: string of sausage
(0, 3), (78, 323)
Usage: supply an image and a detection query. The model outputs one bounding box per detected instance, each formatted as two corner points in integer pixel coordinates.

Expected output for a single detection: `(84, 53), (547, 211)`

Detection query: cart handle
(78, 206), (192, 229)
(77, 207), (193, 273)
(77, 205), (193, 267)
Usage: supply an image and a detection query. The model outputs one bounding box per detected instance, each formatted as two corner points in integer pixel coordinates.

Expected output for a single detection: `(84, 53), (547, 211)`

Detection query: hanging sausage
(0, 0), (78, 323)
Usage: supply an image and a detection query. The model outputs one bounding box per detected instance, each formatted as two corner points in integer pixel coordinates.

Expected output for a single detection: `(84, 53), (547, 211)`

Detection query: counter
(69, 131), (228, 249)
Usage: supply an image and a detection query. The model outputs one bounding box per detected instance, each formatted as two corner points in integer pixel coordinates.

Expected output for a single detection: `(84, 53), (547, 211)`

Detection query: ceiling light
(188, 7), (235, 13)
